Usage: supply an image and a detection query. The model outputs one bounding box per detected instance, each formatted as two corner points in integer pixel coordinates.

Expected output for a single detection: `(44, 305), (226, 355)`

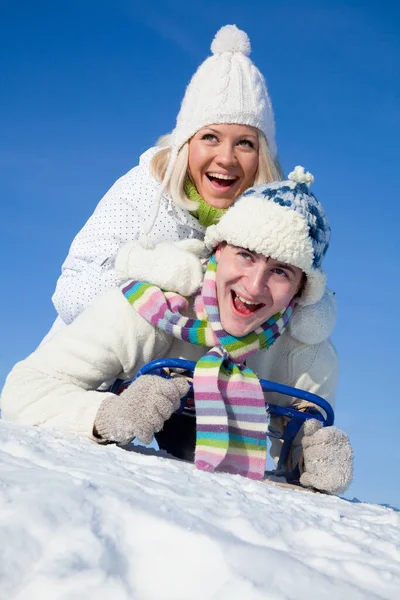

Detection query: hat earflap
(296, 268), (326, 307)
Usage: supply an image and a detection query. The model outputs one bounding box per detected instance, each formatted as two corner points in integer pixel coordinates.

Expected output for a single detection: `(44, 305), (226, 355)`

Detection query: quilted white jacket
(52, 147), (205, 326)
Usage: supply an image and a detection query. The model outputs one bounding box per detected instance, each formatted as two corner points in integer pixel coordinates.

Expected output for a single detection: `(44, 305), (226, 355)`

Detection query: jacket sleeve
(1, 288), (171, 440)
(52, 148), (160, 325)
(247, 335), (339, 469)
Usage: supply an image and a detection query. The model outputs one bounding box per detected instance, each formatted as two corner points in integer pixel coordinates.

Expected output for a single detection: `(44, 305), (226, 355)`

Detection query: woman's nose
(216, 143), (236, 166)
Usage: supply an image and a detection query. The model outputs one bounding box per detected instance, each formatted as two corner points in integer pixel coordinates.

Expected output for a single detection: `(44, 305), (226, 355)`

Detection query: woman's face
(215, 244), (304, 337)
(188, 124), (259, 209)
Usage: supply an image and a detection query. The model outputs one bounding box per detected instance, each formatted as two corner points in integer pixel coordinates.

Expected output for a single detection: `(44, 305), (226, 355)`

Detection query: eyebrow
(235, 248), (298, 276)
(272, 261), (298, 276)
(201, 127), (257, 140)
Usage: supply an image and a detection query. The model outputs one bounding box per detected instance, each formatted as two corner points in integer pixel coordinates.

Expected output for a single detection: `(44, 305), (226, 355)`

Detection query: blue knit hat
(205, 167), (330, 306)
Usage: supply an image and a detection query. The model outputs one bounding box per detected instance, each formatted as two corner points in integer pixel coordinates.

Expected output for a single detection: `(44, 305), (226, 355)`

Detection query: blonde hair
(150, 131), (283, 211)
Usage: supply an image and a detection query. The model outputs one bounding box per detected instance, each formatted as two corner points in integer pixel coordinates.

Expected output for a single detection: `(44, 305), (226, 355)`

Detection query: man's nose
(245, 265), (269, 297)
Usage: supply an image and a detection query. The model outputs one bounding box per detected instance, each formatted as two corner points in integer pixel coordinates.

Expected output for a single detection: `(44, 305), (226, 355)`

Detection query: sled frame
(110, 358), (335, 479)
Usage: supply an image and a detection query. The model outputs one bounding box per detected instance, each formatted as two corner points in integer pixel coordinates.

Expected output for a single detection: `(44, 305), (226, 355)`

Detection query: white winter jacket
(1, 286), (338, 465)
(53, 147), (205, 325)
(49, 145), (336, 347)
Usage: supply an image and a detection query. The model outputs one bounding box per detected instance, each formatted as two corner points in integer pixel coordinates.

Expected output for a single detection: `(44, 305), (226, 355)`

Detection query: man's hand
(93, 375), (190, 445)
(300, 419), (354, 494)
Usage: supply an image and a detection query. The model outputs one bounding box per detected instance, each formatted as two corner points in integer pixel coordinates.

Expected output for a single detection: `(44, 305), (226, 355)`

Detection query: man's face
(214, 244), (304, 337)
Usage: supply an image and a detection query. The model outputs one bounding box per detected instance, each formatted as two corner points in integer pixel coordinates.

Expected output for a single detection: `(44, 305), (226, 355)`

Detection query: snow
(0, 420), (399, 600)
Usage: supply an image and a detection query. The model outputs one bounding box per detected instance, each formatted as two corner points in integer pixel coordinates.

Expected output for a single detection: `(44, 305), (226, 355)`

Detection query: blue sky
(1, 0), (399, 507)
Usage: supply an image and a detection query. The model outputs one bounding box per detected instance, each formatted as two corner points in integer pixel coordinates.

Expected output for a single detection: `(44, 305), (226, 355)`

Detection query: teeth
(208, 172), (237, 181)
(236, 294), (258, 306)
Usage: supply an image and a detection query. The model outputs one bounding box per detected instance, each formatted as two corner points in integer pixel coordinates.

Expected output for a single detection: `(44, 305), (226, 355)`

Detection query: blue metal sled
(110, 358), (334, 480)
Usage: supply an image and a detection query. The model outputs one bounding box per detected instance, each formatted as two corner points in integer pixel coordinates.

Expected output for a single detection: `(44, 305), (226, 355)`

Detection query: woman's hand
(300, 419), (354, 494)
(115, 239), (206, 296)
(93, 375), (190, 445)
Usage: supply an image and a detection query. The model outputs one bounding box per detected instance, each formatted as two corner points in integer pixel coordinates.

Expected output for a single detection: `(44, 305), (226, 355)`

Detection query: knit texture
(185, 178), (227, 227)
(94, 376), (189, 445)
(171, 25), (276, 157)
(205, 174), (331, 306)
(144, 24), (278, 244)
(300, 419), (354, 494)
(121, 255), (294, 480)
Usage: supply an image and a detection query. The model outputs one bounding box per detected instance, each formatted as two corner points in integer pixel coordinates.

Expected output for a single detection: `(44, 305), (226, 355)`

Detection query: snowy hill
(0, 420), (399, 600)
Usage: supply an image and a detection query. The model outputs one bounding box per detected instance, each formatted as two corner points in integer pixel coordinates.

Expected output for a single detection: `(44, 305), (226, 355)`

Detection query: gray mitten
(300, 419), (354, 494)
(93, 375), (190, 445)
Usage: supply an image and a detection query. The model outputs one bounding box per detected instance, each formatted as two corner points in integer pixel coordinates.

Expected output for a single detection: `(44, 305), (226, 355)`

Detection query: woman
(46, 25), (335, 348)
(2, 173), (350, 494)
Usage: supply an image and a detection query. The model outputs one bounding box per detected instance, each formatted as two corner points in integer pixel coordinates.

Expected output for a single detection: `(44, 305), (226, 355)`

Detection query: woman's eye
(238, 139), (255, 148)
(238, 251), (252, 260)
(202, 133), (218, 141)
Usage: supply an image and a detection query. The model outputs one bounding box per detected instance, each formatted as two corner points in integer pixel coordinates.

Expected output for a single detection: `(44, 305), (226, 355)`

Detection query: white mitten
(300, 419), (353, 494)
(115, 239), (206, 296)
(289, 289), (337, 345)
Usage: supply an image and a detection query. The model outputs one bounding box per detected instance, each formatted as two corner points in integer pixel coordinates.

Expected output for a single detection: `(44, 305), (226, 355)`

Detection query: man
(1, 169), (352, 494)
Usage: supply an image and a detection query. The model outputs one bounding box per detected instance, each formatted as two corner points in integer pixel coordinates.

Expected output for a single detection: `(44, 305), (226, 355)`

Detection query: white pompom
(288, 166), (315, 187)
(211, 25), (251, 56)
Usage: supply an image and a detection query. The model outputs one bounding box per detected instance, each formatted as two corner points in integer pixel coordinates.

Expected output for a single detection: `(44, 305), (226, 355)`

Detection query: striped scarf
(122, 255), (294, 480)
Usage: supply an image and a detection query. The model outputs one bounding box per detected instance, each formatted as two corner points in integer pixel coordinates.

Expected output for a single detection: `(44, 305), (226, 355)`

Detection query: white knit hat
(140, 25), (276, 247)
(164, 26), (275, 187)
(205, 167), (330, 306)
(173, 25), (275, 154)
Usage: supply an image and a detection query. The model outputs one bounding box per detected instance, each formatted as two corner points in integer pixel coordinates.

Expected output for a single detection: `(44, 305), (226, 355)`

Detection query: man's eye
(238, 251), (252, 260)
(273, 268), (288, 278)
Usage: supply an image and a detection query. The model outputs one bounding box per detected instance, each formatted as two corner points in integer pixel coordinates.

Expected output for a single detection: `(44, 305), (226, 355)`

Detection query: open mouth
(231, 291), (264, 315)
(206, 172), (239, 191)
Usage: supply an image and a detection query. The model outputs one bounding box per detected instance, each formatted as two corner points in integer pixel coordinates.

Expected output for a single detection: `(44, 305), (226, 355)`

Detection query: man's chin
(231, 318), (271, 337)
(224, 322), (256, 338)
(221, 311), (267, 337)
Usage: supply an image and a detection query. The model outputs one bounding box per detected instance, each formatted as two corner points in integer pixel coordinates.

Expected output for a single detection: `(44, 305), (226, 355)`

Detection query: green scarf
(184, 178), (227, 227)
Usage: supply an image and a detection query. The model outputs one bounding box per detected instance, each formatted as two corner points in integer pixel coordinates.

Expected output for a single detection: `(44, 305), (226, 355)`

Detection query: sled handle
(128, 357), (334, 427)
